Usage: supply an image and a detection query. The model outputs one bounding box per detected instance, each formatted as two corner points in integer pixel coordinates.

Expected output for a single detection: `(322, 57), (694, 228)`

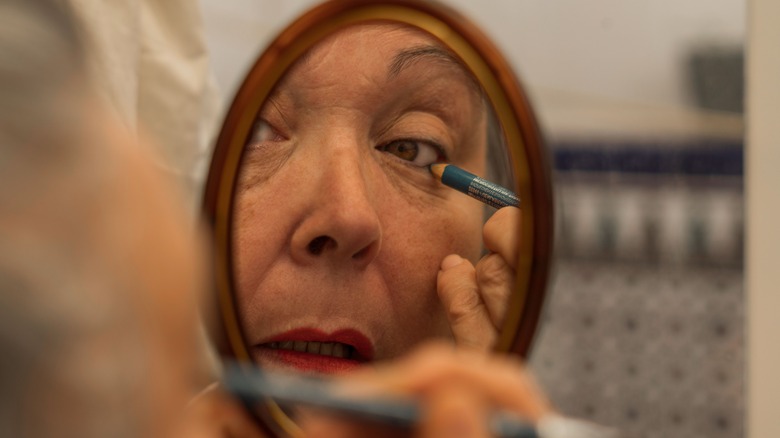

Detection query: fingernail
(441, 254), (463, 270)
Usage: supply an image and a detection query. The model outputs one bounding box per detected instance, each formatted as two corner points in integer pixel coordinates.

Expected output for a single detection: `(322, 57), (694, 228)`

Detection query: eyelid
(257, 97), (294, 138)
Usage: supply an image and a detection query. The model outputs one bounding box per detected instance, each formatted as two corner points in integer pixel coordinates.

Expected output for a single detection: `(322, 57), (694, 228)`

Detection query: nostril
(308, 236), (333, 255)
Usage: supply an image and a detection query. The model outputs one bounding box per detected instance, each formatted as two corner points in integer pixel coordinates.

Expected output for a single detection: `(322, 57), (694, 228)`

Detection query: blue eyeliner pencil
(430, 163), (520, 209)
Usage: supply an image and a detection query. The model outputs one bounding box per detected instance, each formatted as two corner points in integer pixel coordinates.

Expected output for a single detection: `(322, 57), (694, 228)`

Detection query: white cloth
(68, 0), (221, 211)
(67, 0), (222, 383)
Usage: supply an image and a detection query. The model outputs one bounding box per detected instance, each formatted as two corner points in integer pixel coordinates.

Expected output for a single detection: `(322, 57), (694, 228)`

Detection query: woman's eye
(378, 139), (444, 167)
(248, 119), (285, 146)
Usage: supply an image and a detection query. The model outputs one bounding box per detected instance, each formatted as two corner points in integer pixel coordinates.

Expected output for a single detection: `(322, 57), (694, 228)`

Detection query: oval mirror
(203, 0), (552, 380)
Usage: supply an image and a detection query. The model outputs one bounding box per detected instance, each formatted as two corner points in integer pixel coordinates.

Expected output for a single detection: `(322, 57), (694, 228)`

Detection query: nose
(290, 146), (382, 269)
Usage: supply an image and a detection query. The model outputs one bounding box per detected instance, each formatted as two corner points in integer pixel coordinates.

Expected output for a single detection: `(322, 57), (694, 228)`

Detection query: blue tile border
(551, 139), (743, 176)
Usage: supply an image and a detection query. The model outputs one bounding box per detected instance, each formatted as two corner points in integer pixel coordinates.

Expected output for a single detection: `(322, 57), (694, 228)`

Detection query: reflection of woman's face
(233, 24), (487, 373)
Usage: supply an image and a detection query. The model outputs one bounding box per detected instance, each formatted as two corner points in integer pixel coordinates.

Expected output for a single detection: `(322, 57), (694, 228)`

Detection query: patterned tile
(530, 170), (744, 438)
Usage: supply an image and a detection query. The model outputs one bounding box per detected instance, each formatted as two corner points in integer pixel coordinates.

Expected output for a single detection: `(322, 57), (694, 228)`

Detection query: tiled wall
(529, 140), (744, 438)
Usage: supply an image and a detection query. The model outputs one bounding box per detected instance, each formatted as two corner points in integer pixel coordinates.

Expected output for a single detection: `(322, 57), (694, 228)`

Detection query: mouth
(265, 341), (362, 360)
(254, 328), (374, 374)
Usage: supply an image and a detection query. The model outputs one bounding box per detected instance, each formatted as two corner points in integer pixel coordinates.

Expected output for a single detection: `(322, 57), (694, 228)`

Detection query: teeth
(306, 342), (321, 354)
(267, 341), (355, 359)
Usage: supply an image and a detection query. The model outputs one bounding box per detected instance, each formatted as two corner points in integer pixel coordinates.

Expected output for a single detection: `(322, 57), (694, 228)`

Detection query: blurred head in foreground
(0, 1), (206, 437)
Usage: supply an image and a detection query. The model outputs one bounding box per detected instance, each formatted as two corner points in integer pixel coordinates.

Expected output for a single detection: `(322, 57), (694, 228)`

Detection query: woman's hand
(303, 341), (553, 437)
(180, 343), (611, 438)
(176, 383), (270, 438)
(436, 207), (521, 350)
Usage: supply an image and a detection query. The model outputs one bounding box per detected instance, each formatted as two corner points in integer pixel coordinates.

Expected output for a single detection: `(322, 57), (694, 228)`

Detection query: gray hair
(0, 1), (149, 436)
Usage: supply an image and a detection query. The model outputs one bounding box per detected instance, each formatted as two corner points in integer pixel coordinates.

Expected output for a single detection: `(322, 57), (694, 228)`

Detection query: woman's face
(233, 24), (488, 373)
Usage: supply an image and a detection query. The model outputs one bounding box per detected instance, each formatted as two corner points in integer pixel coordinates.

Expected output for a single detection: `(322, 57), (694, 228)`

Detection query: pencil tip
(429, 163), (446, 180)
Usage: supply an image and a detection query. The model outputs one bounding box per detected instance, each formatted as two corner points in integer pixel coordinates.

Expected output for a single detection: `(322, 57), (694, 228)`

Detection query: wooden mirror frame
(202, 0), (554, 366)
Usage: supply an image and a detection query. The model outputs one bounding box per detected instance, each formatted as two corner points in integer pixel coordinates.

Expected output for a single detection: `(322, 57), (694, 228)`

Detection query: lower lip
(253, 346), (366, 374)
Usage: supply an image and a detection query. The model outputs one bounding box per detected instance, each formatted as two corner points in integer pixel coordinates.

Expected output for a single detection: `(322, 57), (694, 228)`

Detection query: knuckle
(476, 253), (512, 287)
(446, 286), (483, 321)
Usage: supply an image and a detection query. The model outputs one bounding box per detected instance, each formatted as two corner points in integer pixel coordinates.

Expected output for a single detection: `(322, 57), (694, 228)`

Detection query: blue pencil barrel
(440, 165), (520, 209)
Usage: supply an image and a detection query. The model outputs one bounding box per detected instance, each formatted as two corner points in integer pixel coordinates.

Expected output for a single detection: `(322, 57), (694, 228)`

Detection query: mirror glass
(203, 0), (553, 373)
(232, 24), (509, 370)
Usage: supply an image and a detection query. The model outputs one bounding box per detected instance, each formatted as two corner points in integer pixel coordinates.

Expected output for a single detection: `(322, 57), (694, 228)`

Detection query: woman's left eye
(377, 139), (445, 167)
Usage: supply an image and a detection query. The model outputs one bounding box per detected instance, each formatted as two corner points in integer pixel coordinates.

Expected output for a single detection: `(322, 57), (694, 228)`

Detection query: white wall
(199, 0), (745, 142)
(200, 0), (744, 111)
(445, 0), (744, 108)
(747, 0), (780, 435)
(198, 0), (314, 100)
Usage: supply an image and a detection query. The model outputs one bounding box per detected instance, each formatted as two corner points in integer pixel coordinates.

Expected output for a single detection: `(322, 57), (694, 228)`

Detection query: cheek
(435, 210), (483, 263)
(371, 196), (483, 349)
(372, 156), (485, 283)
(376, 142), (487, 267)
(231, 189), (289, 301)
(377, 194), (484, 295)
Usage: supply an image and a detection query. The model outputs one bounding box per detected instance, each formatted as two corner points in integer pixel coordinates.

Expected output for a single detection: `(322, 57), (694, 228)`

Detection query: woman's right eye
(248, 119), (285, 146)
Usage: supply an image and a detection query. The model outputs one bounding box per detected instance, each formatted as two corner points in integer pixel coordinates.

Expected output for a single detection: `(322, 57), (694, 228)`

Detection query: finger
(475, 252), (513, 327)
(343, 343), (553, 423)
(405, 352), (552, 423)
(482, 207), (521, 267)
(436, 254), (496, 350)
(181, 386), (270, 438)
(417, 383), (490, 438)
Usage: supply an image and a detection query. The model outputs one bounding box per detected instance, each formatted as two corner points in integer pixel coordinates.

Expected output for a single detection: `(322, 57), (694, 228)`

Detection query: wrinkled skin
(233, 23), (518, 371)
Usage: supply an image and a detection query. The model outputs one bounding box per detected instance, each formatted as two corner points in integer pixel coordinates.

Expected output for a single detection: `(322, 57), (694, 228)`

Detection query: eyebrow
(387, 45), (482, 93)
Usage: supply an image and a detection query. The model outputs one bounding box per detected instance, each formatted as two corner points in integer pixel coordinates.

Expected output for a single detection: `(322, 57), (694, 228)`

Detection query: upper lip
(260, 327), (375, 361)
